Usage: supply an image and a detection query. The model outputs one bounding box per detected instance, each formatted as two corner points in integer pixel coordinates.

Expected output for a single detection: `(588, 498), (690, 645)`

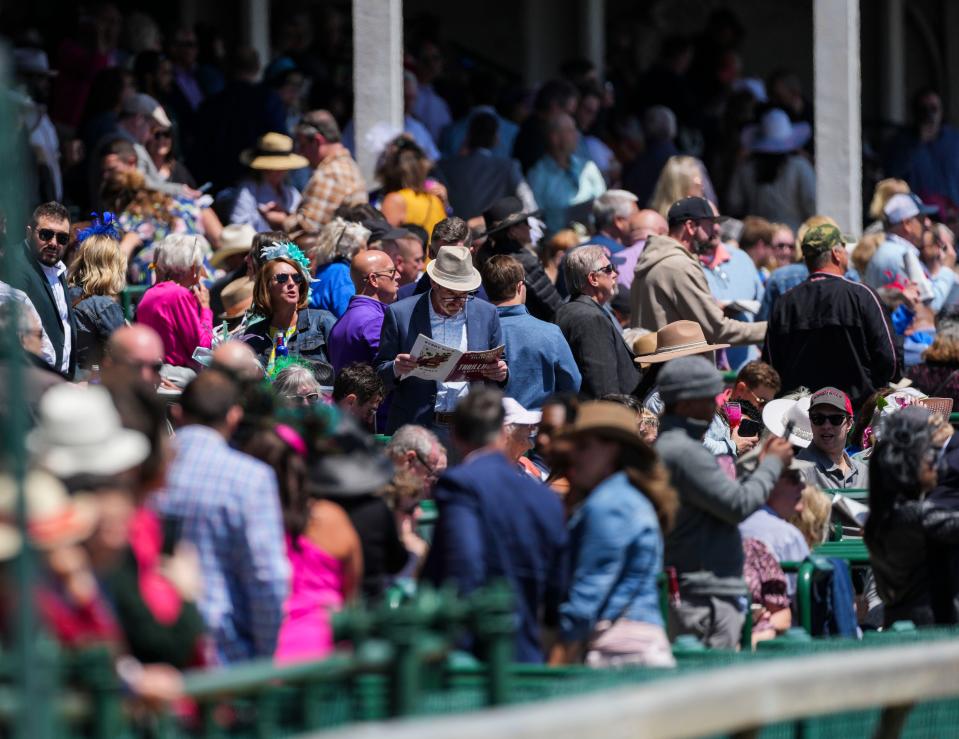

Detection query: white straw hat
(762, 395), (813, 448)
(27, 385), (151, 478)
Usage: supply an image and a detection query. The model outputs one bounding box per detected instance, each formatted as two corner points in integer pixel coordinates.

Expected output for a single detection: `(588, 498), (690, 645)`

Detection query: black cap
(666, 196), (727, 227)
(363, 219), (413, 243)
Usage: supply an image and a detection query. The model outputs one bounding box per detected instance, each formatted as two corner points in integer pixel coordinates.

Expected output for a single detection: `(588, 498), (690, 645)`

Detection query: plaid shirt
(285, 146), (367, 232)
(152, 425), (289, 664)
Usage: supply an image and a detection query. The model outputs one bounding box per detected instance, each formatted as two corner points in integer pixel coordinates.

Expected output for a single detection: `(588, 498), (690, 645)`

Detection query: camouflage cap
(801, 224), (846, 257)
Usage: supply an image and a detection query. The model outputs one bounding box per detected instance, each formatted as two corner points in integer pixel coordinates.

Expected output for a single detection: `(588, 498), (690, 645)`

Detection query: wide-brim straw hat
(426, 245), (482, 292)
(559, 401), (646, 451)
(219, 276), (254, 320)
(0, 471), (98, 561)
(633, 320), (730, 364)
(762, 395), (813, 448)
(27, 385), (150, 478)
(210, 223), (257, 268)
(240, 132), (310, 170)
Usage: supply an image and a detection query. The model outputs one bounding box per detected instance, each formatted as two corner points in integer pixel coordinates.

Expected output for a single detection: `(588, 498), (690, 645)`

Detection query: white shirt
(427, 291), (469, 412)
(40, 261), (70, 373)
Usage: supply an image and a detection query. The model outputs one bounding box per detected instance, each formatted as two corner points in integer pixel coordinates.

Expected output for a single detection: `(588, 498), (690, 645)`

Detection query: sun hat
(657, 356), (725, 405)
(304, 415), (394, 497)
(480, 196), (542, 238)
(0, 471), (98, 560)
(762, 395), (813, 448)
(503, 398), (542, 426)
(741, 108), (811, 154)
(218, 276), (254, 320)
(633, 320), (730, 365)
(861, 388), (930, 451)
(27, 385), (151, 478)
(426, 245), (482, 292)
(14, 48), (57, 77)
(240, 132), (310, 170)
(559, 401), (646, 451)
(808, 387), (854, 416)
(210, 223), (257, 268)
(631, 330), (658, 358)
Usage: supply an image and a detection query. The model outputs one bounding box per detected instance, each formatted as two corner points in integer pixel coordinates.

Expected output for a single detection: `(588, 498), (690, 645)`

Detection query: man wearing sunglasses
(796, 386), (867, 490)
(12, 201), (76, 378)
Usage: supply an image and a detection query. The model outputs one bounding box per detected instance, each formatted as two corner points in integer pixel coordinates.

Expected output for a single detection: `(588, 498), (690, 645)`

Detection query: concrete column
(579, 0), (605, 81)
(814, 0), (862, 235)
(881, 0), (906, 124)
(240, 0), (271, 77)
(353, 0), (404, 183)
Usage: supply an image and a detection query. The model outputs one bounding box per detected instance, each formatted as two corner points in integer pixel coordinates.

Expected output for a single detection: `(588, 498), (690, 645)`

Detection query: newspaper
(406, 334), (505, 382)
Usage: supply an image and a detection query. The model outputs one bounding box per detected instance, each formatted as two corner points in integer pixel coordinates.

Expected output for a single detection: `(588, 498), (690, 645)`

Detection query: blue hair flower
(77, 212), (123, 243)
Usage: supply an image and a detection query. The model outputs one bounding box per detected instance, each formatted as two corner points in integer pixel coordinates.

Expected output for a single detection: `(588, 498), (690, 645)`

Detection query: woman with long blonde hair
(67, 216), (128, 369)
(649, 155), (709, 216)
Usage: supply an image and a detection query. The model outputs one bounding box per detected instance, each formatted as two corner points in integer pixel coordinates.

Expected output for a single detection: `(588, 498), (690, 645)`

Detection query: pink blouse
(135, 281), (213, 368)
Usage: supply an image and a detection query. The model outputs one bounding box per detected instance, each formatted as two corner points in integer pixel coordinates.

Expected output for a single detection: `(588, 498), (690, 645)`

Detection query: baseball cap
(908, 192), (938, 216)
(800, 224), (846, 259)
(666, 196), (727, 227)
(121, 93), (172, 129)
(883, 193), (922, 225)
(809, 386), (853, 416)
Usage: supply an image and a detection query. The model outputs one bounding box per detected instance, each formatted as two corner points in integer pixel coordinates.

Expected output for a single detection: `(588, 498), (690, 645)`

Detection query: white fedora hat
(762, 395), (813, 448)
(426, 245), (482, 292)
(27, 385), (150, 478)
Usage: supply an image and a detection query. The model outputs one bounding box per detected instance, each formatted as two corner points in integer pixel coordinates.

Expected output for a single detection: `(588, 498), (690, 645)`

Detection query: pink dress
(274, 534), (346, 664)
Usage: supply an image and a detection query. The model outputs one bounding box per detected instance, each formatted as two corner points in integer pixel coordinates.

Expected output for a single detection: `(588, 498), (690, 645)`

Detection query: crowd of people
(6, 2), (959, 713)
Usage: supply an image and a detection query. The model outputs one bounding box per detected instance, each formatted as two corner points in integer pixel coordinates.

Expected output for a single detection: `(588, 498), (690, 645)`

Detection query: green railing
(120, 285), (149, 321)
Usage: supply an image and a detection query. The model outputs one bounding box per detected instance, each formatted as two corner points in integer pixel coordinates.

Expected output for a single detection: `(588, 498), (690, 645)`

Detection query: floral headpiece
(260, 241), (311, 272)
(861, 389), (927, 450)
(77, 212), (123, 243)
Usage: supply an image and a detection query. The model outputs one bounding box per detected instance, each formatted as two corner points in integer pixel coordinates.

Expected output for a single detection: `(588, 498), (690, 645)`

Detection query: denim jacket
(241, 308), (337, 370)
(559, 471), (665, 641)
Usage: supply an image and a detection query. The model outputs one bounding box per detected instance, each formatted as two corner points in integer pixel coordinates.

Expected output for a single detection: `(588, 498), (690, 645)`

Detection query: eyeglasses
(273, 273), (305, 286)
(413, 450), (439, 480)
(35, 227), (69, 246)
(287, 392), (320, 406)
(746, 387), (771, 407)
(809, 413), (849, 427)
(592, 263), (616, 275)
(369, 268), (398, 280)
(154, 130), (173, 140)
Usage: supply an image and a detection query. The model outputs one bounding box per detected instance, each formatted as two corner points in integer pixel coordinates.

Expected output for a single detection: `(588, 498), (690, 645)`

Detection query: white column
(881, 0), (906, 124)
(579, 0), (605, 81)
(240, 0), (271, 77)
(814, 0), (862, 236)
(352, 0), (404, 184)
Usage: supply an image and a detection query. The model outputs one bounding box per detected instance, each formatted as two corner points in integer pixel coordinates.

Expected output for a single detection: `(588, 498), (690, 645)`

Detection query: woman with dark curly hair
(865, 406), (959, 626)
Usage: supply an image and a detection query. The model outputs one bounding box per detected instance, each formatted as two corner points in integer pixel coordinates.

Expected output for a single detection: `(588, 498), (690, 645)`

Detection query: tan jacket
(629, 235), (767, 346)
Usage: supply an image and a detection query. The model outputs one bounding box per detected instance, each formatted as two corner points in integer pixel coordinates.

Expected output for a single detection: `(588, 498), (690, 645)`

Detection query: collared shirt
(151, 425), (289, 665)
(40, 261), (70, 373)
(527, 153), (607, 234)
(285, 147), (367, 233)
(797, 444), (868, 490)
(328, 295), (387, 373)
(428, 291), (469, 412)
(738, 506), (810, 594)
(230, 178), (302, 232)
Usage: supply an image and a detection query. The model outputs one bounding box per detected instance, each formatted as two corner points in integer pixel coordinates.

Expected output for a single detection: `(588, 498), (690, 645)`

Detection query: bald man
(101, 324), (165, 387)
(211, 340), (264, 382)
(617, 208), (668, 291)
(327, 250), (400, 373)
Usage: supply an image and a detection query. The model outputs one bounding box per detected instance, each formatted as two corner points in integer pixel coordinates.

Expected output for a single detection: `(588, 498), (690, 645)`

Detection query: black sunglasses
(809, 413), (848, 427)
(36, 227), (69, 246)
(593, 263), (616, 275)
(273, 273), (305, 286)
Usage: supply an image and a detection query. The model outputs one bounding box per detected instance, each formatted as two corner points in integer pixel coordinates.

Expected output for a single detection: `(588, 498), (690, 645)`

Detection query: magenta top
(274, 534), (347, 664)
(135, 281), (213, 368)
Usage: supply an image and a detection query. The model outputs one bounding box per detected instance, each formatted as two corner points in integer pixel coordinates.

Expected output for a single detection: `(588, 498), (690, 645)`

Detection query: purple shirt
(328, 295), (387, 373)
(615, 240), (647, 291)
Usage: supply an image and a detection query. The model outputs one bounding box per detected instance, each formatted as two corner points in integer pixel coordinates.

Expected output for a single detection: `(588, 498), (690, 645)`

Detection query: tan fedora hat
(218, 276), (255, 320)
(425, 245), (482, 292)
(240, 132), (310, 170)
(559, 401), (647, 451)
(210, 223), (257, 268)
(633, 320), (730, 365)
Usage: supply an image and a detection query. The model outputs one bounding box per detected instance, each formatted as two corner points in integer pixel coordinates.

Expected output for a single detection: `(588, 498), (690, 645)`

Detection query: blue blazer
(374, 292), (505, 433)
(422, 450), (568, 663)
